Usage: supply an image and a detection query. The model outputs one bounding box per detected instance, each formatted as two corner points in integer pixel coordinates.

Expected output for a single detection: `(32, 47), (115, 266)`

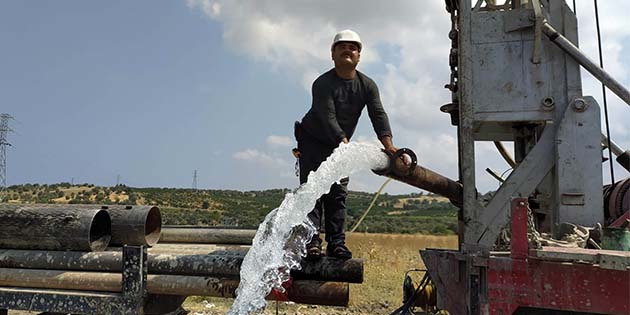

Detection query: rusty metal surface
(285, 281), (349, 307)
(385, 160), (463, 206)
(487, 255), (630, 314)
(421, 249), (466, 315)
(0, 204), (111, 251)
(159, 227), (256, 245)
(0, 249), (364, 282)
(0, 245), (147, 315)
(0, 287), (129, 314)
(510, 198), (529, 259)
(0, 269), (349, 306)
(106, 205), (162, 246)
(295, 257), (363, 283)
(145, 243), (251, 255)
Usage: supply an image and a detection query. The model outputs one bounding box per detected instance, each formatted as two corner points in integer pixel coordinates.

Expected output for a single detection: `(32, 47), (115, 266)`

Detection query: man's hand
(380, 135), (414, 166)
(379, 136), (398, 155)
(342, 137), (349, 144)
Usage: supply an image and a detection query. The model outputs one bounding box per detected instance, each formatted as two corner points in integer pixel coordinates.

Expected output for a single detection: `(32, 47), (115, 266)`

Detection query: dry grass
(184, 233), (457, 314)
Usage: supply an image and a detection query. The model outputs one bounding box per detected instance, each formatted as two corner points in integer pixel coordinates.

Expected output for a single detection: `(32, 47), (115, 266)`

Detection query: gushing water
(227, 142), (389, 315)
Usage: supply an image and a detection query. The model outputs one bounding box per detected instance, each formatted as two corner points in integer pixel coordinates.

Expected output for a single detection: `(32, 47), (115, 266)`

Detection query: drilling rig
(392, 0), (630, 314)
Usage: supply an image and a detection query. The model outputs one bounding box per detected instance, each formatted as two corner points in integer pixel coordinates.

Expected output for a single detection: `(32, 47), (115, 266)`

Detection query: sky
(1, 1), (629, 194)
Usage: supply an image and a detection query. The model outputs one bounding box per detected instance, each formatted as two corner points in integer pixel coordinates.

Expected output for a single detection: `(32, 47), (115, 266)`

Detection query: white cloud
(233, 149), (288, 168)
(266, 135), (292, 148)
(193, 1), (630, 192)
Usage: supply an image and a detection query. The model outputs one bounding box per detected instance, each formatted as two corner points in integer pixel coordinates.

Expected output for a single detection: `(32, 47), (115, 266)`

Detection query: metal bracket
(530, 0), (543, 64)
(472, 126), (555, 247)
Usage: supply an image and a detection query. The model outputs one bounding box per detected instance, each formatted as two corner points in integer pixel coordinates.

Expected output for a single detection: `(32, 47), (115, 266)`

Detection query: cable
(390, 272), (431, 315)
(594, 0), (615, 184)
(573, 0), (576, 14)
(349, 178), (392, 233)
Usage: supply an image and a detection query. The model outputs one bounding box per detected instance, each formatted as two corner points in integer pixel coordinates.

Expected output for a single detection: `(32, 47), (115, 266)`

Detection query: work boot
(326, 242), (352, 260)
(306, 240), (323, 260)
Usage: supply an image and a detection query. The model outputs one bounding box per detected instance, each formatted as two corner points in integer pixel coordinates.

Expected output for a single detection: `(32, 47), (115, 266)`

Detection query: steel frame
(0, 245), (147, 315)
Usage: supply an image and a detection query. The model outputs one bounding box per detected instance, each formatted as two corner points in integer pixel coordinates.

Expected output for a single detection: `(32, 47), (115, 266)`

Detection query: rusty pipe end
(145, 206), (162, 246)
(89, 210), (112, 251)
(373, 148), (418, 177)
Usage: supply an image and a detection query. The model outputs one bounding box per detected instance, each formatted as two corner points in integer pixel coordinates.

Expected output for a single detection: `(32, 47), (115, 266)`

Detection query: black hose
(389, 273), (431, 315)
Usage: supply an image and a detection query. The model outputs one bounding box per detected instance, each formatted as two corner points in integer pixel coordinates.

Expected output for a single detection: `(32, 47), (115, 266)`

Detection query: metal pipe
(143, 243), (250, 255)
(601, 134), (630, 172)
(159, 227), (256, 245)
(542, 22), (630, 106)
(0, 249), (364, 283)
(0, 268), (349, 306)
(0, 204), (111, 251)
(602, 134), (625, 156)
(385, 156), (463, 206)
(106, 205), (162, 246)
(493, 141), (517, 168)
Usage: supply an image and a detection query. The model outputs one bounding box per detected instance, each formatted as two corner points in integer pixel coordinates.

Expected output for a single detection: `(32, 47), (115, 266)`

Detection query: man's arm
(363, 77), (397, 153)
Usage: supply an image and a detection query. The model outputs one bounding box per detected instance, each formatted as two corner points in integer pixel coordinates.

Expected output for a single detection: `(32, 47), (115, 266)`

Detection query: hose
(349, 178), (392, 233)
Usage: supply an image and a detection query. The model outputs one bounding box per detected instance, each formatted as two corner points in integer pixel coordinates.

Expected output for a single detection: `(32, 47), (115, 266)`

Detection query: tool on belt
(292, 121), (302, 177)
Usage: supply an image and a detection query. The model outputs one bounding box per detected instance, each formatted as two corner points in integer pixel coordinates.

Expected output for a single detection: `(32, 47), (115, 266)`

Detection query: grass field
(184, 233), (458, 315)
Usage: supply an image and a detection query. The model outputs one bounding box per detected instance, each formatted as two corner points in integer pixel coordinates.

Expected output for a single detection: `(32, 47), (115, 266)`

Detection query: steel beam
(474, 126), (555, 247)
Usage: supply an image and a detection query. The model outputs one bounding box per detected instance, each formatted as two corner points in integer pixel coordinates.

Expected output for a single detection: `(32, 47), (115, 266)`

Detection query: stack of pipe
(0, 207), (361, 307)
(0, 204), (162, 250)
(153, 226), (362, 306)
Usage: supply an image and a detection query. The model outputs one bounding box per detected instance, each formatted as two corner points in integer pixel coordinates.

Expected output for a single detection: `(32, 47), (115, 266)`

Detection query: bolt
(541, 97), (555, 110)
(572, 98), (587, 112)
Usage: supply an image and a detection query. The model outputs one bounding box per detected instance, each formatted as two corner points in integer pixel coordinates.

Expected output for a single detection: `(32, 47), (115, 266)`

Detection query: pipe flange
(390, 148), (418, 177)
(374, 148), (418, 177)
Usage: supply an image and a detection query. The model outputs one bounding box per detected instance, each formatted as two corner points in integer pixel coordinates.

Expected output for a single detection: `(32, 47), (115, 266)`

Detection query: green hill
(0, 183), (458, 234)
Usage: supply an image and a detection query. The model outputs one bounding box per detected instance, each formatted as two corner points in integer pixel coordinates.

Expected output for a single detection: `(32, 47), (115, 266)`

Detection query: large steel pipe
(159, 227), (256, 245)
(0, 204), (111, 251)
(380, 152), (463, 206)
(0, 249), (363, 283)
(542, 22), (630, 106)
(105, 205), (162, 246)
(143, 243), (251, 255)
(0, 268), (349, 306)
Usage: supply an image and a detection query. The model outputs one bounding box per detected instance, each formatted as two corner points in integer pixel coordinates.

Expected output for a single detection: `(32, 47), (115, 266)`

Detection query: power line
(192, 170), (198, 191)
(0, 114), (14, 193)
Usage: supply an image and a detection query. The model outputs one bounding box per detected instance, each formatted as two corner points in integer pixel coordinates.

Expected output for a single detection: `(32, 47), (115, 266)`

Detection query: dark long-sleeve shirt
(300, 69), (392, 147)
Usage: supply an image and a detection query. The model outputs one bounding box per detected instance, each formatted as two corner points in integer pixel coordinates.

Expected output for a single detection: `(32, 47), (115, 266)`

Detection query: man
(295, 29), (399, 260)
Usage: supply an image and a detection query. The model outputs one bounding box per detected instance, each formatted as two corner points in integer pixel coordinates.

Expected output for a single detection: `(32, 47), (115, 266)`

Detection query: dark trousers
(297, 131), (349, 246)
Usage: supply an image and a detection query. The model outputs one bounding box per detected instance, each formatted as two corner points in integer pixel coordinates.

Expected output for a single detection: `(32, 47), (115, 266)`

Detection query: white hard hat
(331, 29), (362, 51)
